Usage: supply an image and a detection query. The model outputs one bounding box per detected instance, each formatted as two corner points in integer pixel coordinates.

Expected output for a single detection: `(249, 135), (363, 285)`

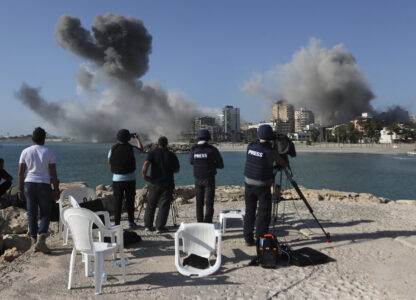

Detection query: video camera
(272, 133), (296, 163)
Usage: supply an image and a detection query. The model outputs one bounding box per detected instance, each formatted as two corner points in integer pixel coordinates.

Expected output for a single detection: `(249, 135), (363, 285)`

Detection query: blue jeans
(195, 176), (215, 223)
(24, 182), (53, 238)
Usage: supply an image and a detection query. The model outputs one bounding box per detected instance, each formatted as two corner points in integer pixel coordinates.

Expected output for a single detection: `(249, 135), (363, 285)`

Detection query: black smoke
(243, 38), (410, 125)
(16, 14), (201, 142)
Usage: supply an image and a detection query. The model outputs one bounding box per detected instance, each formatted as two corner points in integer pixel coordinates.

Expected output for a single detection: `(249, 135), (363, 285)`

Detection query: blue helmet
(197, 129), (211, 140)
(257, 125), (274, 140)
(117, 129), (131, 143)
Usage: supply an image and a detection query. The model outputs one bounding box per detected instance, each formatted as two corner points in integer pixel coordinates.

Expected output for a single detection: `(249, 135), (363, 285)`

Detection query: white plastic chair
(174, 222), (222, 277)
(68, 195), (117, 262)
(219, 209), (245, 234)
(63, 207), (126, 295)
(59, 187), (97, 244)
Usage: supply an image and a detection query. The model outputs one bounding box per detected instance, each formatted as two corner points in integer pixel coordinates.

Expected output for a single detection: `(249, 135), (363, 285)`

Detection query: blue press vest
(192, 144), (217, 179)
(244, 141), (274, 181)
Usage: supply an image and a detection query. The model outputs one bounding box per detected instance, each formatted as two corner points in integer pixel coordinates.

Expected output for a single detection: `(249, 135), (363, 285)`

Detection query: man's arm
(17, 163), (26, 200)
(173, 154), (180, 173)
(214, 148), (224, 169)
(49, 163), (60, 200)
(142, 160), (152, 183)
(133, 133), (143, 152)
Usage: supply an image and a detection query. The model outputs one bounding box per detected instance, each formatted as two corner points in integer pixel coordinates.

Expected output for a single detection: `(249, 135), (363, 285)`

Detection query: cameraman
(108, 129), (143, 228)
(243, 124), (287, 246)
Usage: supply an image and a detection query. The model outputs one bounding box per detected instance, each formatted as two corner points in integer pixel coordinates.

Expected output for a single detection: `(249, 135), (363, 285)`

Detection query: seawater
(1, 141), (415, 201)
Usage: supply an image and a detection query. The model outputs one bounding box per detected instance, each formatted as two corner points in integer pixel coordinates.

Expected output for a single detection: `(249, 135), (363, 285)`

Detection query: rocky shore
(1, 183), (416, 299)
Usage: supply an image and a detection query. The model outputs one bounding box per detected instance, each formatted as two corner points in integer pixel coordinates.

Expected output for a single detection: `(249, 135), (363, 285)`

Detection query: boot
(34, 233), (52, 254)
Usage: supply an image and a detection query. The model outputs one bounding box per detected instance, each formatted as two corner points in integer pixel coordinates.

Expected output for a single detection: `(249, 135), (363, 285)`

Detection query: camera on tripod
(271, 133), (297, 164)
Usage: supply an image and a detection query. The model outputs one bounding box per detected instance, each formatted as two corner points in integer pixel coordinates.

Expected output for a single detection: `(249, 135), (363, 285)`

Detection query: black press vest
(192, 144), (217, 179)
(244, 141), (274, 181)
(110, 143), (136, 174)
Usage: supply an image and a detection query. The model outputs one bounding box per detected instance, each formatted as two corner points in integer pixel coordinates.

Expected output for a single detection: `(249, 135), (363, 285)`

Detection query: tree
(310, 128), (320, 142)
(334, 125), (347, 143)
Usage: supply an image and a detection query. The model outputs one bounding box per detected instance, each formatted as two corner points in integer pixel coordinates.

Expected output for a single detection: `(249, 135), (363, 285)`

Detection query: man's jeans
(195, 176), (215, 223)
(24, 182), (53, 239)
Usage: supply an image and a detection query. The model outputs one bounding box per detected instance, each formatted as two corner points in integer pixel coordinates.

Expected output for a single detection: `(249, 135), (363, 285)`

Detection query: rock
(0, 247), (22, 262)
(394, 200), (416, 205)
(59, 182), (88, 191)
(0, 234), (3, 251)
(3, 234), (32, 252)
(96, 184), (106, 191)
(0, 207), (28, 234)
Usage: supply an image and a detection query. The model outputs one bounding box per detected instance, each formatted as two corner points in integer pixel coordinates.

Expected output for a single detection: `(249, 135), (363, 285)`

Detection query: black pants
(195, 176), (215, 223)
(144, 183), (173, 229)
(113, 180), (136, 225)
(244, 184), (272, 241)
(0, 180), (12, 196)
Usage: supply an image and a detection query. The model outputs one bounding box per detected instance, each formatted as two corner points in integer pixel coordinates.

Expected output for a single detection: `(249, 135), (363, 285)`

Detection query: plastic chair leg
(63, 227), (69, 246)
(68, 248), (77, 289)
(119, 246), (126, 283)
(94, 253), (104, 295)
(111, 232), (117, 260)
(83, 254), (91, 277)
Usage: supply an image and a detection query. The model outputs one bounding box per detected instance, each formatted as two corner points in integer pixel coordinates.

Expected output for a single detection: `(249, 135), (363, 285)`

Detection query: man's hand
(17, 191), (25, 201)
(53, 190), (60, 201)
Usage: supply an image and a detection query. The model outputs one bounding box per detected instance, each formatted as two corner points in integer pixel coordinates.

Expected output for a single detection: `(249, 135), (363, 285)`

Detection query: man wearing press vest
(243, 124), (287, 246)
(189, 129), (224, 223)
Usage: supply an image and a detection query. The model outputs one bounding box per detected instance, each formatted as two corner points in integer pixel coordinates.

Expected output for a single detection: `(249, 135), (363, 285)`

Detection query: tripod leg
(283, 168), (331, 243)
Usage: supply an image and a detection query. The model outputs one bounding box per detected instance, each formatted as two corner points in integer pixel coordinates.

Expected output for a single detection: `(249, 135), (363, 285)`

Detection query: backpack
(257, 234), (279, 268)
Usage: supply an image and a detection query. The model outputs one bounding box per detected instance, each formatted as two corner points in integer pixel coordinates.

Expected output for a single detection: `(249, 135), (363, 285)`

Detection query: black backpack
(257, 234), (279, 268)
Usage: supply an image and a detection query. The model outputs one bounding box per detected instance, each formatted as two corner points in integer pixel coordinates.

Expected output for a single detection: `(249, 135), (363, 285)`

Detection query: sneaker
(128, 222), (138, 229)
(156, 227), (168, 234)
(245, 238), (256, 247)
(144, 226), (155, 232)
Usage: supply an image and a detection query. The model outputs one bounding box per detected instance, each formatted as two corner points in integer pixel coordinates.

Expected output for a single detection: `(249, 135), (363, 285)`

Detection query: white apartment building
(295, 108), (315, 132)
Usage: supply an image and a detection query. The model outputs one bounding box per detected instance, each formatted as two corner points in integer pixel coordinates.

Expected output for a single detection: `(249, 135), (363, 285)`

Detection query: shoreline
(216, 142), (416, 155)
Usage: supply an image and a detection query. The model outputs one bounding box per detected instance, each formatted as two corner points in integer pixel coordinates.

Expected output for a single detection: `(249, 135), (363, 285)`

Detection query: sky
(1, 0), (415, 137)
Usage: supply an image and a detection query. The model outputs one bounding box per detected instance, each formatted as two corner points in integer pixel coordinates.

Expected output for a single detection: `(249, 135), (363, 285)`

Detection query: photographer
(108, 129), (143, 228)
(243, 124), (287, 246)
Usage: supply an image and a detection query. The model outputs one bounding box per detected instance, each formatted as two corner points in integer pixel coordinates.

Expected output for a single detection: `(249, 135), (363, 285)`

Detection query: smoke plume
(243, 38), (409, 125)
(16, 14), (202, 142)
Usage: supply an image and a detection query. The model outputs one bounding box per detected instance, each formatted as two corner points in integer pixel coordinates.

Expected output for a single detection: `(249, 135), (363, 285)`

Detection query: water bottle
(114, 258), (130, 267)
(101, 273), (107, 282)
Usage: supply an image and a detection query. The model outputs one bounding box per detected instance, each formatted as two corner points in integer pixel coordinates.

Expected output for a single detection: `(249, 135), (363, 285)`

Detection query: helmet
(197, 129), (211, 140)
(117, 129), (131, 143)
(257, 125), (274, 140)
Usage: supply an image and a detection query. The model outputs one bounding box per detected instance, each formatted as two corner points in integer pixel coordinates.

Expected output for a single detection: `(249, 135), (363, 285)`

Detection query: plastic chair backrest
(181, 223), (217, 258)
(61, 186), (97, 204)
(68, 195), (81, 208)
(63, 208), (108, 254)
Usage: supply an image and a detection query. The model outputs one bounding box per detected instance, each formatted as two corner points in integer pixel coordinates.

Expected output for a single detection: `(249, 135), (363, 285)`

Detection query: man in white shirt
(18, 127), (60, 254)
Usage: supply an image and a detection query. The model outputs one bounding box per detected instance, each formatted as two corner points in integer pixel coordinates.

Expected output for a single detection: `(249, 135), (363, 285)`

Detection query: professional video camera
(272, 133), (297, 164)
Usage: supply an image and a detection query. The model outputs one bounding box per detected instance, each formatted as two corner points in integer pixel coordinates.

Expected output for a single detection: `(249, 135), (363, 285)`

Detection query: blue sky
(1, 0), (415, 136)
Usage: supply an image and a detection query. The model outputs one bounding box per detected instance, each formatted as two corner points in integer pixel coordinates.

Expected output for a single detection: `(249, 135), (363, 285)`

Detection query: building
(379, 127), (398, 144)
(192, 116), (220, 141)
(271, 100), (294, 134)
(410, 115), (416, 124)
(223, 105), (241, 142)
(295, 108), (315, 132)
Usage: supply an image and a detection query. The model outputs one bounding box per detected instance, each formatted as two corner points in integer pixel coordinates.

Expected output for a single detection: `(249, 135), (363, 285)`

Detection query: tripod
(271, 166), (331, 243)
(135, 188), (180, 227)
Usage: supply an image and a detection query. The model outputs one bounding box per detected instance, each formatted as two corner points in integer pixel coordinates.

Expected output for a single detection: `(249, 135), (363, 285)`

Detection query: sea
(1, 141), (415, 201)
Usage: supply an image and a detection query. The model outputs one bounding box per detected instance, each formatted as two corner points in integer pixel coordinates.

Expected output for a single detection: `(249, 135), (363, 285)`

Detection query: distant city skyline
(1, 1), (416, 138)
